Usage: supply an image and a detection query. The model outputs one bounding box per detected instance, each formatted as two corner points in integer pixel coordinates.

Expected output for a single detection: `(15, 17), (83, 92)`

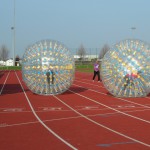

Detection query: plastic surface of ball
(101, 39), (150, 97)
(22, 40), (75, 95)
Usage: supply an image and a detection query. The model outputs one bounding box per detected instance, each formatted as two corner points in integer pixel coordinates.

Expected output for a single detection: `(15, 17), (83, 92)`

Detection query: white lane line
(70, 85), (150, 124)
(145, 97), (150, 99)
(54, 95), (150, 148)
(73, 80), (150, 109)
(0, 71), (10, 95)
(15, 71), (77, 150)
(76, 77), (150, 100)
(75, 79), (105, 88)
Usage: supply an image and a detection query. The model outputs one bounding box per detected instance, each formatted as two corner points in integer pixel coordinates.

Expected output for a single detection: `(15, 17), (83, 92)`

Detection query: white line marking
(117, 105), (135, 108)
(71, 85), (150, 124)
(15, 71), (77, 150)
(76, 77), (150, 100)
(145, 97), (150, 99)
(3, 108), (24, 112)
(39, 107), (62, 111)
(75, 78), (105, 88)
(0, 123), (8, 127)
(1, 108), (150, 128)
(73, 81), (150, 109)
(0, 104), (149, 114)
(54, 95), (150, 148)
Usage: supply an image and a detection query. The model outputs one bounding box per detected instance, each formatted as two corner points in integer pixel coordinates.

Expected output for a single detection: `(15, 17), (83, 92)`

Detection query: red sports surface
(0, 70), (150, 150)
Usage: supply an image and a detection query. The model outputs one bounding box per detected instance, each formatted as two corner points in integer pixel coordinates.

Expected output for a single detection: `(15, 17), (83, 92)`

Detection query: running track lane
(74, 75), (150, 120)
(68, 85), (150, 139)
(54, 85), (150, 149)
(15, 71), (150, 149)
(0, 71), (76, 150)
(1, 70), (150, 149)
(73, 80), (150, 120)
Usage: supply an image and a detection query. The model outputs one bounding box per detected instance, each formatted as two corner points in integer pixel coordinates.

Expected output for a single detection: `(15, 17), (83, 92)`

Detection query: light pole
(11, 26), (14, 66)
(11, 0), (16, 66)
(131, 27), (136, 38)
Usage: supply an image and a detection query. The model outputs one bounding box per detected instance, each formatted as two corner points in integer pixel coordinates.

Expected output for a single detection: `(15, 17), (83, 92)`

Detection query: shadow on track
(0, 71), (4, 79)
(106, 92), (114, 96)
(62, 86), (88, 95)
(0, 84), (29, 95)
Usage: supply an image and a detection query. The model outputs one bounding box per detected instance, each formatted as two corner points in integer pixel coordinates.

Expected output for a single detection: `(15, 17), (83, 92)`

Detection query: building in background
(6, 59), (13, 66)
(0, 59), (13, 66)
(74, 55), (98, 61)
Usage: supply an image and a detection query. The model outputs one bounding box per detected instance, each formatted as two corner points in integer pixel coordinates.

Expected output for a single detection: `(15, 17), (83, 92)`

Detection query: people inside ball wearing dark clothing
(123, 70), (140, 90)
(51, 70), (55, 84)
(46, 70), (55, 85)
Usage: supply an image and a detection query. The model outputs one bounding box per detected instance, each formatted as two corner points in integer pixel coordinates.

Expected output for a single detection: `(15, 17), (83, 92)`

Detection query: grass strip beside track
(0, 64), (94, 72)
(0, 66), (21, 70)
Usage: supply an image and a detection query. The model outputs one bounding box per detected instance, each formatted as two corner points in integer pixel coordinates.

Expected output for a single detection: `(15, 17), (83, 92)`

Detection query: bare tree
(77, 44), (86, 61)
(0, 45), (9, 61)
(99, 44), (110, 59)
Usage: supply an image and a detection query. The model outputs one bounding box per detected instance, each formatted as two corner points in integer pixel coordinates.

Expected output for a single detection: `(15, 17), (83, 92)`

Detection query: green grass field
(75, 64), (93, 72)
(0, 64), (94, 72)
(0, 66), (21, 70)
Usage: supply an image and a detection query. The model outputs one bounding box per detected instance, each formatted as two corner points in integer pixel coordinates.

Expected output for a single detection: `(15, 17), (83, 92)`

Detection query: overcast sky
(1, 0), (150, 58)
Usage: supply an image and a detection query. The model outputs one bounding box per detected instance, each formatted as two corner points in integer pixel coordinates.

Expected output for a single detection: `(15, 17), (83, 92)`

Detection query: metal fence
(70, 48), (100, 60)
(70, 47), (100, 55)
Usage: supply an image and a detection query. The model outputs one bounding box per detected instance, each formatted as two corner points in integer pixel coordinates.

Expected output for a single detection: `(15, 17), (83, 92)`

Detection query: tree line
(0, 43), (109, 62)
(0, 45), (9, 61)
(77, 44), (110, 61)
(0, 45), (20, 62)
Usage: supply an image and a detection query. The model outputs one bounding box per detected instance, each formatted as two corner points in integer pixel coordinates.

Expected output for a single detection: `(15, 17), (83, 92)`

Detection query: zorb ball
(101, 39), (150, 97)
(22, 40), (75, 95)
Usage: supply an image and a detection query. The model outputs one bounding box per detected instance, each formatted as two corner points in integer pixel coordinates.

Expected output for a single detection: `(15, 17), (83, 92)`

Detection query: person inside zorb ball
(101, 39), (150, 97)
(22, 40), (75, 95)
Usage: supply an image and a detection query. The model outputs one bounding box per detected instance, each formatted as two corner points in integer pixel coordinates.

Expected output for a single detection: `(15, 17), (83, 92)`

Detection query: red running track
(0, 70), (150, 150)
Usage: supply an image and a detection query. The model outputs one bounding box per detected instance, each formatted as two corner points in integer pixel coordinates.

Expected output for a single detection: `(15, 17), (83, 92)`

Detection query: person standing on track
(92, 60), (101, 82)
